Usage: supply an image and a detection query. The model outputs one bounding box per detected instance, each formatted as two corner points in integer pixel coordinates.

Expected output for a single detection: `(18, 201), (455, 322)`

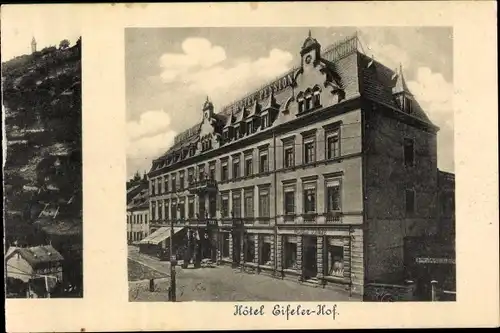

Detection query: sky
(1, 5), (82, 61)
(125, 27), (454, 179)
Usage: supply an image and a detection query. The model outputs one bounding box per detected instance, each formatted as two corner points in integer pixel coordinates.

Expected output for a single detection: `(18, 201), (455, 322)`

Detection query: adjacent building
(127, 178), (150, 244)
(5, 245), (64, 298)
(146, 33), (451, 297)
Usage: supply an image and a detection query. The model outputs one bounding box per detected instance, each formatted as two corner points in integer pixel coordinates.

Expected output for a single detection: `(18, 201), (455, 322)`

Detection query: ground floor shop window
(283, 236), (299, 270)
(259, 235), (272, 266)
(326, 238), (345, 278)
(222, 233), (230, 258)
(244, 234), (255, 263)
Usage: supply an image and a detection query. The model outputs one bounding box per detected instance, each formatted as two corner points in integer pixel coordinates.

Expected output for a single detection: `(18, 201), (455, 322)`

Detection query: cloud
(185, 48), (294, 106)
(360, 29), (411, 69)
(407, 67), (453, 129)
(159, 38), (227, 82)
(127, 38), (294, 177)
(127, 109), (174, 141)
(407, 67), (455, 172)
(127, 110), (177, 178)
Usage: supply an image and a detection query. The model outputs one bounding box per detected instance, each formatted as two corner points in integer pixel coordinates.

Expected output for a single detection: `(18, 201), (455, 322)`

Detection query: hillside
(2, 39), (83, 295)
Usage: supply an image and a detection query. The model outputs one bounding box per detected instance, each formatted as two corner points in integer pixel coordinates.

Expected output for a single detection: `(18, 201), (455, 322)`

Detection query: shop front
(277, 227), (354, 288)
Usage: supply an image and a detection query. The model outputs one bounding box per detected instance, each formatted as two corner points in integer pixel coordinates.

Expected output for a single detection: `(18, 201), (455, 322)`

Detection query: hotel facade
(145, 34), (444, 297)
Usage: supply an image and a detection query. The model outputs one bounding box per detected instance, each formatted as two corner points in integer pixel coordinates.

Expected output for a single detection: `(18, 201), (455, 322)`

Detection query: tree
(59, 39), (70, 50)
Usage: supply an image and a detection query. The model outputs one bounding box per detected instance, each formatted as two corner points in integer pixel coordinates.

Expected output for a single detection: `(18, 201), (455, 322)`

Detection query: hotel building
(145, 33), (444, 297)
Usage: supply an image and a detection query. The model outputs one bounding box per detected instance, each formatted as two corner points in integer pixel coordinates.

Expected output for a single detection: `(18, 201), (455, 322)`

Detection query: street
(128, 246), (355, 302)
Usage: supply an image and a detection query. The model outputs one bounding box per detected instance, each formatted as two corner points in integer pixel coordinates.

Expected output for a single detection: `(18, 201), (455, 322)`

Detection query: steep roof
(357, 52), (433, 125)
(6, 245), (64, 267)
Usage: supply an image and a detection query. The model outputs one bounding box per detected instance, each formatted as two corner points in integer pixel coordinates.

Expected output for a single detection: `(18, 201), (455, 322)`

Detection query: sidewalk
(128, 246), (356, 302)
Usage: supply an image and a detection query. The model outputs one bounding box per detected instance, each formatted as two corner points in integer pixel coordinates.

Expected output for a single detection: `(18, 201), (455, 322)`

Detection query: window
(199, 196), (205, 219)
(198, 165), (205, 181)
(179, 200), (185, 220)
(326, 179), (341, 212)
(326, 239), (345, 278)
(284, 187), (295, 215)
(283, 236), (298, 270)
(188, 198), (194, 218)
(247, 121), (253, 135)
(179, 172), (185, 190)
(221, 194), (229, 217)
(151, 180), (156, 196)
(284, 145), (295, 168)
(232, 192), (241, 217)
(405, 189), (415, 215)
(244, 234), (255, 263)
(245, 156), (253, 177)
(171, 174), (177, 192)
(155, 178), (159, 195)
(261, 114), (269, 129)
(303, 185), (316, 213)
(259, 150), (269, 173)
(312, 90), (321, 108)
(222, 233), (230, 258)
(221, 162), (229, 181)
(259, 235), (272, 266)
(244, 189), (254, 218)
(234, 125), (241, 139)
(404, 96), (413, 114)
(152, 201), (156, 220)
(164, 200), (169, 220)
(298, 99), (304, 113)
(233, 158), (240, 179)
(303, 137), (316, 164)
(258, 187), (270, 218)
(326, 129), (340, 159)
(404, 138), (414, 167)
(209, 164), (216, 180)
(188, 168), (194, 185)
(304, 96), (311, 111)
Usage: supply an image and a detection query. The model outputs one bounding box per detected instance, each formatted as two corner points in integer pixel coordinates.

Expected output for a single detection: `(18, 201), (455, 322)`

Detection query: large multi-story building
(146, 33), (447, 297)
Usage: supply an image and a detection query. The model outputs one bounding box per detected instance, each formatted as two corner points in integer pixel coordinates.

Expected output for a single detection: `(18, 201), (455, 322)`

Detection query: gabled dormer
(392, 64), (413, 115)
(246, 100), (261, 135)
(222, 108), (235, 143)
(261, 88), (280, 129)
(233, 106), (247, 139)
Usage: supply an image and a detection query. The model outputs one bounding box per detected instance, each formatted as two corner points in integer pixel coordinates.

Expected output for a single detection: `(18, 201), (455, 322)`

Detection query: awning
(138, 226), (184, 245)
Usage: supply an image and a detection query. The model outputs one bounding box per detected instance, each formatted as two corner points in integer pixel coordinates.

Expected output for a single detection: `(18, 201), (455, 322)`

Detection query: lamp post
(169, 203), (181, 302)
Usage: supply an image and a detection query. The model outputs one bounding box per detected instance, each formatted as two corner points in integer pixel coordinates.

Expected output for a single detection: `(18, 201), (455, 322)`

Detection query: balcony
(323, 212), (342, 223)
(188, 178), (217, 194)
(301, 213), (318, 224)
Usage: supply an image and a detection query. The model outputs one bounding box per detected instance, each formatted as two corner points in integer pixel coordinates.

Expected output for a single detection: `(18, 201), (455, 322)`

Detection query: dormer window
(404, 96), (413, 115)
(247, 121), (253, 135)
(261, 114), (269, 129)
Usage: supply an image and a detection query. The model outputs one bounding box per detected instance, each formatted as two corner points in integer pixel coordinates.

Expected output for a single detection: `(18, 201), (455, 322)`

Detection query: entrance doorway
(232, 232), (241, 265)
(303, 236), (317, 280)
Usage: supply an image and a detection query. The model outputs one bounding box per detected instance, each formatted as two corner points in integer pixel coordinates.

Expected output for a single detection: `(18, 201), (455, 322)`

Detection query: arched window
(312, 85), (321, 108)
(297, 92), (304, 113)
(304, 88), (313, 111)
